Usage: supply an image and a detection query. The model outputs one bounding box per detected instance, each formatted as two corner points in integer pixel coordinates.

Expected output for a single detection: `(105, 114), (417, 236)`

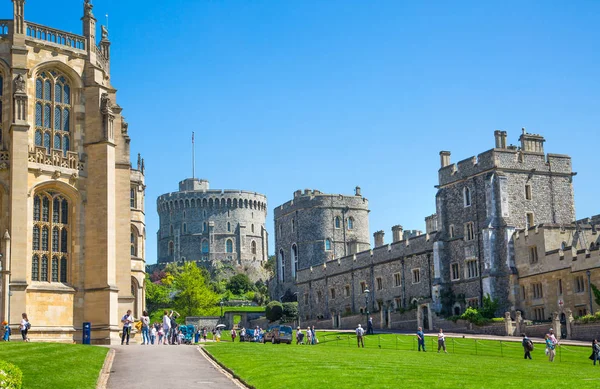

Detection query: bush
(281, 302), (298, 323)
(265, 301), (283, 322)
(480, 294), (499, 319)
(0, 360), (22, 389)
(576, 312), (600, 324)
(460, 307), (489, 326)
(226, 274), (255, 295)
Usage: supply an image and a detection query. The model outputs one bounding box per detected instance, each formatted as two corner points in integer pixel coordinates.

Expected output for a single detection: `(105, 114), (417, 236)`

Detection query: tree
(226, 274), (255, 296)
(265, 301), (283, 322)
(480, 294), (499, 319)
(281, 302), (298, 323)
(172, 262), (220, 318)
(591, 283), (600, 307)
(264, 255), (276, 277)
(145, 274), (171, 313)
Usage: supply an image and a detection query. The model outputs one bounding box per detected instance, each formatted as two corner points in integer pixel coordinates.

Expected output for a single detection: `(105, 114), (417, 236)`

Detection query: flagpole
(192, 132), (195, 179)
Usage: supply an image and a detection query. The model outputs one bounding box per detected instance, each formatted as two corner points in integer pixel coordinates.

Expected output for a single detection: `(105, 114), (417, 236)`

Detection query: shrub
(265, 301), (283, 322)
(281, 302), (298, 323)
(460, 307), (489, 326)
(0, 360), (22, 389)
(480, 294), (499, 319)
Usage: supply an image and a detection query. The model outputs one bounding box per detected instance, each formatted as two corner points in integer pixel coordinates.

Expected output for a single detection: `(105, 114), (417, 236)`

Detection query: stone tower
(0, 0), (146, 344)
(433, 129), (575, 313)
(156, 178), (269, 282)
(271, 187), (370, 301)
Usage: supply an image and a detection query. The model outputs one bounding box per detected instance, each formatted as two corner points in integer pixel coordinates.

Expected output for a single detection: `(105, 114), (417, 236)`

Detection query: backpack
(25, 322), (31, 330)
(527, 340), (534, 351)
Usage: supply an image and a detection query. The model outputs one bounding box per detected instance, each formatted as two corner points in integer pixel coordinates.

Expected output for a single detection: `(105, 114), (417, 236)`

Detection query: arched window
(130, 226), (138, 257)
(561, 241), (567, 251)
(347, 217), (354, 230)
(291, 244), (298, 280)
(32, 191), (70, 283)
(168, 241), (174, 256)
(278, 249), (285, 282)
(325, 238), (331, 251)
(463, 187), (472, 207)
(335, 217), (341, 229)
(251, 240), (257, 255)
(226, 239), (233, 253)
(34, 71), (71, 156)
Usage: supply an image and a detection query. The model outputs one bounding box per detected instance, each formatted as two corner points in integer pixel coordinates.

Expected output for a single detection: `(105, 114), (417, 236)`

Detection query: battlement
(157, 188), (267, 213)
(274, 187), (368, 218)
(438, 130), (574, 187)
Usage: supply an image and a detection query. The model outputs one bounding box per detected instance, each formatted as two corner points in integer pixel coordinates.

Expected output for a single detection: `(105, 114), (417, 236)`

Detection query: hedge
(0, 360), (22, 389)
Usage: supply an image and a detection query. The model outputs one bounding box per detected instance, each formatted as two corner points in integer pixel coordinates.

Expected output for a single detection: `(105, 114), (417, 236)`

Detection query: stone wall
(571, 322), (600, 342)
(185, 316), (220, 330)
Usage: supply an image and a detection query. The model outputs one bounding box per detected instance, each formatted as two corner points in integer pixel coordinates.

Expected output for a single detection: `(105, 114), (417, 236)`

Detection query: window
(291, 244), (298, 280)
(558, 279), (563, 295)
(465, 222), (475, 241)
(251, 224), (255, 233)
(360, 281), (367, 293)
(376, 277), (383, 291)
(32, 191), (69, 283)
(35, 71), (71, 156)
(316, 291), (322, 304)
(577, 307), (587, 317)
(575, 275), (585, 293)
(347, 217), (354, 230)
(526, 212), (534, 229)
(170, 225), (173, 235)
(335, 217), (341, 229)
(278, 249), (285, 282)
(130, 187), (136, 208)
(291, 218), (295, 233)
(525, 184), (532, 200)
(467, 298), (479, 308)
(532, 283), (543, 299)
(561, 241), (567, 251)
(325, 238), (331, 251)
(394, 298), (402, 309)
(521, 285), (526, 300)
(463, 187), (472, 207)
(533, 307), (545, 321)
(278, 224), (282, 238)
(451, 263), (460, 281)
(394, 273), (401, 287)
(168, 241), (174, 256)
(227, 222), (231, 232)
(183, 223), (187, 234)
(449, 225), (455, 239)
(226, 239), (233, 253)
(201, 239), (209, 261)
(529, 246), (538, 264)
(412, 269), (421, 284)
(251, 240), (257, 255)
(130, 227), (138, 257)
(466, 260), (479, 279)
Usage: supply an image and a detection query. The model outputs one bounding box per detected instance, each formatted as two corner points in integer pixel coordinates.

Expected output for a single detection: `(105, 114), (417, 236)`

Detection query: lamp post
(364, 288), (370, 329)
(587, 270), (594, 315)
(220, 300), (224, 319)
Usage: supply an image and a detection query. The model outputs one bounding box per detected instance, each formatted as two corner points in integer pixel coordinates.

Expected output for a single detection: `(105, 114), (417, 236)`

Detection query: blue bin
(83, 322), (91, 345)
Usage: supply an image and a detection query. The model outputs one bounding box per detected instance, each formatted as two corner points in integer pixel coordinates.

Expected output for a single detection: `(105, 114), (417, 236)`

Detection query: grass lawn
(223, 306), (265, 313)
(0, 343), (108, 389)
(204, 333), (600, 389)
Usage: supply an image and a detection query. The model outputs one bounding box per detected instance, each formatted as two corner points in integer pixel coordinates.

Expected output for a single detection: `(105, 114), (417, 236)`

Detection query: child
(150, 325), (157, 345)
(2, 321), (10, 341)
(158, 325), (164, 345)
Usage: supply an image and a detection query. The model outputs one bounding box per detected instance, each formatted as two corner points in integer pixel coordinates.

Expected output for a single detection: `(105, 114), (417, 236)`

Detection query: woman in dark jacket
(591, 339), (600, 365)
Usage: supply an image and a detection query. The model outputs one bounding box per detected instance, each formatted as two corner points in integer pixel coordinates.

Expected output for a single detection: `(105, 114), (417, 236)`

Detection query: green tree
(145, 274), (171, 313)
(281, 302), (298, 323)
(172, 262), (221, 318)
(265, 301), (283, 322)
(591, 283), (600, 306)
(264, 255), (276, 277)
(226, 274), (255, 296)
(480, 294), (499, 319)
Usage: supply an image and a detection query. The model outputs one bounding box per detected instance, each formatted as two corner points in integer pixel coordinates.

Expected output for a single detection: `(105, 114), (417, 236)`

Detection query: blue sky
(18, 1), (600, 264)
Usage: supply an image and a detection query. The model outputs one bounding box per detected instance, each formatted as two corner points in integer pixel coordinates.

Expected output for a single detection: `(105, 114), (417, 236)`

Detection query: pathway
(107, 344), (241, 389)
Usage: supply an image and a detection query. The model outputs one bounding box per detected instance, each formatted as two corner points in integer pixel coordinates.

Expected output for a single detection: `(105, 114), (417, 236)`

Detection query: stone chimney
(501, 131), (507, 148)
(440, 151), (451, 168)
(392, 225), (404, 243)
(519, 128), (545, 153)
(355, 186), (361, 196)
(374, 231), (385, 247)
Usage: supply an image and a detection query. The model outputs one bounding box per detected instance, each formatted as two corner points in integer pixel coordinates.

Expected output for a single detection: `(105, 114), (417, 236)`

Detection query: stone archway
(417, 303), (433, 331)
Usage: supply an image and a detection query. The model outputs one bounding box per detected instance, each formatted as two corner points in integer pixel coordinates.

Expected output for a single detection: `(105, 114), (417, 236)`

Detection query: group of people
(296, 326), (318, 345)
(521, 328), (560, 361)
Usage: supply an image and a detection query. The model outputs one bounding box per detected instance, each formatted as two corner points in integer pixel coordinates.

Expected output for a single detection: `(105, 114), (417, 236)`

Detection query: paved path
(107, 344), (240, 389)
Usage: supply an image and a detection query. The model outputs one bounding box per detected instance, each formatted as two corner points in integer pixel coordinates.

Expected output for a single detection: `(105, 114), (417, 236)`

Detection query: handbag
(545, 347), (549, 355)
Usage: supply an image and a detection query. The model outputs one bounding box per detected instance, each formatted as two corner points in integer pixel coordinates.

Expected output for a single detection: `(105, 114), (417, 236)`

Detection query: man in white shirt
(121, 309), (134, 345)
(162, 310), (170, 345)
(356, 324), (365, 348)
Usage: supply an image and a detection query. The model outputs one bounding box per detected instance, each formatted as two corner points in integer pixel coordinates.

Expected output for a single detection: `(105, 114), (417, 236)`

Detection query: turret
(440, 151), (451, 168)
(392, 225), (404, 243)
(374, 230), (385, 247)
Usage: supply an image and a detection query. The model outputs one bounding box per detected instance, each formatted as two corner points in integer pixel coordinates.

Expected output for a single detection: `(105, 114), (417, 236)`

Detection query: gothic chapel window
(35, 71), (71, 156)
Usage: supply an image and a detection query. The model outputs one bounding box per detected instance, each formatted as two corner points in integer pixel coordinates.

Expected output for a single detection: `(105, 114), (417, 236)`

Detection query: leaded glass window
(32, 191), (70, 283)
(35, 71), (72, 155)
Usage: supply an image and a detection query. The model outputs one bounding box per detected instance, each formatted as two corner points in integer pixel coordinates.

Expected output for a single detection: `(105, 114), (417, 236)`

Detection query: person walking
(203, 327), (208, 342)
(437, 328), (447, 353)
(311, 326), (317, 345)
(157, 325), (164, 345)
(367, 317), (374, 335)
(140, 310), (150, 345)
(545, 334), (556, 362)
(150, 325), (157, 345)
(591, 339), (600, 365)
(356, 324), (365, 348)
(20, 313), (30, 342)
(522, 333), (533, 359)
(170, 311), (180, 345)
(121, 310), (134, 345)
(3, 321), (10, 341)
(231, 328), (237, 342)
(296, 327), (303, 345)
(306, 327), (312, 345)
(162, 310), (170, 345)
(416, 327), (426, 352)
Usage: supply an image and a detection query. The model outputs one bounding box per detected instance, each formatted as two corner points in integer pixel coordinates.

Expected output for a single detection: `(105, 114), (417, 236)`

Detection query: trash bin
(83, 322), (91, 345)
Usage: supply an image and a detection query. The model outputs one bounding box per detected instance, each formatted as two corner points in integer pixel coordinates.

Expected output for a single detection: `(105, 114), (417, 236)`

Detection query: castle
(156, 178), (269, 282)
(0, 1), (146, 343)
(272, 130), (596, 329)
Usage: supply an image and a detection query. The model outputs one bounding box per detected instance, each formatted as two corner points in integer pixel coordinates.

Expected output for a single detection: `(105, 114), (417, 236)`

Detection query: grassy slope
(205, 334), (600, 389)
(0, 343), (108, 389)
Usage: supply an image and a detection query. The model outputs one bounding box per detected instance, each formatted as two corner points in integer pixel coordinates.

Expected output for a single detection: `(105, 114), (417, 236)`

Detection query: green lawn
(0, 343), (108, 389)
(204, 333), (600, 389)
(223, 306), (265, 313)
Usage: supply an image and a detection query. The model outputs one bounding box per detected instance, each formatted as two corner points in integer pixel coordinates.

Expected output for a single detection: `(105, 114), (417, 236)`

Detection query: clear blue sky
(18, 1), (600, 264)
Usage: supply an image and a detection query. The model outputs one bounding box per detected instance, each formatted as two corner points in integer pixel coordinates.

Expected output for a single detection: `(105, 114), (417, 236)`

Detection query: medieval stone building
(0, 1), (146, 343)
(156, 178), (269, 282)
(274, 130), (584, 329)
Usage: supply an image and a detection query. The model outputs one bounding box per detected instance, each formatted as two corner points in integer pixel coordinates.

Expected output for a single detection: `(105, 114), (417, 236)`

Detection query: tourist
(591, 339), (600, 365)
(2, 321), (10, 341)
(150, 325), (157, 345)
(522, 333), (533, 359)
(296, 327), (303, 345)
(216, 328), (221, 342)
(203, 327), (208, 342)
(140, 310), (150, 345)
(367, 317), (374, 335)
(306, 327), (312, 345)
(545, 334), (556, 362)
(20, 313), (30, 342)
(240, 327), (246, 342)
(416, 326), (426, 352)
(356, 324), (365, 348)
(178, 330), (184, 345)
(548, 328), (559, 348)
(231, 328), (237, 342)
(121, 309), (134, 345)
(311, 326), (317, 344)
(170, 311), (180, 345)
(437, 328), (447, 353)
(162, 311), (170, 345)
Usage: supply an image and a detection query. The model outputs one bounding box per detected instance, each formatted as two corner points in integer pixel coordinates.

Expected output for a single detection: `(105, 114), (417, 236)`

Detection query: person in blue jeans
(416, 327), (426, 352)
(140, 310), (150, 345)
